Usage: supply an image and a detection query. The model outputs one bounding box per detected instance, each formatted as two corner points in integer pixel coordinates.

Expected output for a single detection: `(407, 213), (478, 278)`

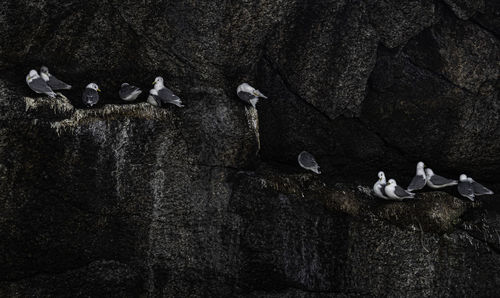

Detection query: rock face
(1, 0), (499, 296)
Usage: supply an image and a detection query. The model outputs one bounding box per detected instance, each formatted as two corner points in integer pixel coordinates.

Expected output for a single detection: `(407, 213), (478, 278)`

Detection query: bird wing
(237, 91), (256, 104)
(407, 175), (426, 191)
(472, 181), (493, 195)
(158, 87), (179, 102)
(394, 185), (414, 198)
(430, 175), (457, 185)
(119, 84), (141, 98)
(29, 77), (55, 94)
(458, 181), (474, 200)
(82, 88), (99, 105)
(298, 152), (318, 168)
(48, 76), (71, 90)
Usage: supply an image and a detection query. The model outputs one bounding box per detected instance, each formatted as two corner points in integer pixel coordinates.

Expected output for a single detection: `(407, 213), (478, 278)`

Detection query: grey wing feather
(298, 152), (317, 168)
(158, 88), (183, 107)
(119, 85), (141, 99)
(29, 78), (55, 95)
(458, 181), (474, 200)
(237, 91), (256, 104)
(380, 183), (387, 196)
(394, 185), (414, 198)
(407, 175), (426, 191)
(430, 175), (457, 185)
(472, 181), (493, 195)
(48, 76), (71, 90)
(82, 88), (99, 106)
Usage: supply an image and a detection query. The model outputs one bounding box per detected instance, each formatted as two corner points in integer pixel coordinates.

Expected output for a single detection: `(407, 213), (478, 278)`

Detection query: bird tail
(171, 100), (184, 107)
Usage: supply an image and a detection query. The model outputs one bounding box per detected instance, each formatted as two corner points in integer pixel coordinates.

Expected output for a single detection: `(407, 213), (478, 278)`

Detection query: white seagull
(26, 69), (56, 98)
(407, 161), (427, 191)
(149, 76), (184, 107)
(119, 83), (142, 101)
(82, 83), (101, 107)
(425, 168), (458, 189)
(236, 83), (267, 108)
(297, 151), (321, 174)
(384, 179), (415, 200)
(40, 66), (72, 90)
(373, 171), (388, 199)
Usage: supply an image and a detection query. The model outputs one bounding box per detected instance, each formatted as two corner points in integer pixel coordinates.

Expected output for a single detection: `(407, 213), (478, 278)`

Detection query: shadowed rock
(0, 0), (499, 296)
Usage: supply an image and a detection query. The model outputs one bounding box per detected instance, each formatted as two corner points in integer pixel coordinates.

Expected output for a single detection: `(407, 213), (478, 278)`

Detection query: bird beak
(152, 81), (155, 85)
(379, 178), (381, 181)
(97, 88), (101, 92)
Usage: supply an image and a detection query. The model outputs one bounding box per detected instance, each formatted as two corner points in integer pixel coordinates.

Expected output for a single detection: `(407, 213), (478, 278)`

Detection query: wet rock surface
(1, 0), (500, 296)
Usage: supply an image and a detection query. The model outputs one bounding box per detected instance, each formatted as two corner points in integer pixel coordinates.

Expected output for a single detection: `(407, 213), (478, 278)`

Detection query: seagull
(149, 76), (184, 107)
(458, 174), (474, 201)
(468, 176), (494, 196)
(384, 179), (415, 200)
(425, 168), (458, 189)
(236, 83), (267, 108)
(119, 83), (142, 101)
(40, 66), (72, 90)
(373, 171), (388, 199)
(82, 83), (101, 107)
(407, 161), (427, 191)
(297, 151), (321, 174)
(25, 69), (56, 98)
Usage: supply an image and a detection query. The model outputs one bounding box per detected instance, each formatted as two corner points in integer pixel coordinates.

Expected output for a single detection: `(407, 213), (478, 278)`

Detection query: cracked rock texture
(1, 0), (499, 297)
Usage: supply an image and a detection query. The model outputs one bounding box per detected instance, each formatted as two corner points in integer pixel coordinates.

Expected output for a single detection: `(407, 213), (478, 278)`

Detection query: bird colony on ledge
(24, 67), (494, 202)
(374, 162), (494, 201)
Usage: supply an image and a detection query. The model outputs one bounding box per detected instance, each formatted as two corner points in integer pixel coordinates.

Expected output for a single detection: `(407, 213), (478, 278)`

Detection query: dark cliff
(0, 0), (499, 297)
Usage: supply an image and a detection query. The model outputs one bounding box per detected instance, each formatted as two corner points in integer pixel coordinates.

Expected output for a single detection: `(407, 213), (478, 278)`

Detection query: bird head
(26, 69), (39, 81)
(377, 171), (386, 181)
(153, 76), (164, 85)
(40, 66), (49, 75)
(86, 83), (101, 92)
(459, 174), (468, 182)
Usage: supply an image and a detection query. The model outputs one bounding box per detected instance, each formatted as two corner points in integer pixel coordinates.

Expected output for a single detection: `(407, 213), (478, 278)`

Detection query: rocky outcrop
(1, 0), (499, 296)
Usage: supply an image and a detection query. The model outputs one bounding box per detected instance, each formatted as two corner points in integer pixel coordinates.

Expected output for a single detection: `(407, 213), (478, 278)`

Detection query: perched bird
(457, 174), (474, 201)
(119, 83), (142, 101)
(297, 151), (321, 174)
(384, 179), (415, 200)
(236, 83), (268, 108)
(468, 176), (494, 196)
(373, 171), (388, 199)
(82, 83), (101, 107)
(149, 76), (184, 107)
(407, 161), (427, 191)
(25, 69), (56, 98)
(40, 66), (72, 90)
(425, 168), (458, 189)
